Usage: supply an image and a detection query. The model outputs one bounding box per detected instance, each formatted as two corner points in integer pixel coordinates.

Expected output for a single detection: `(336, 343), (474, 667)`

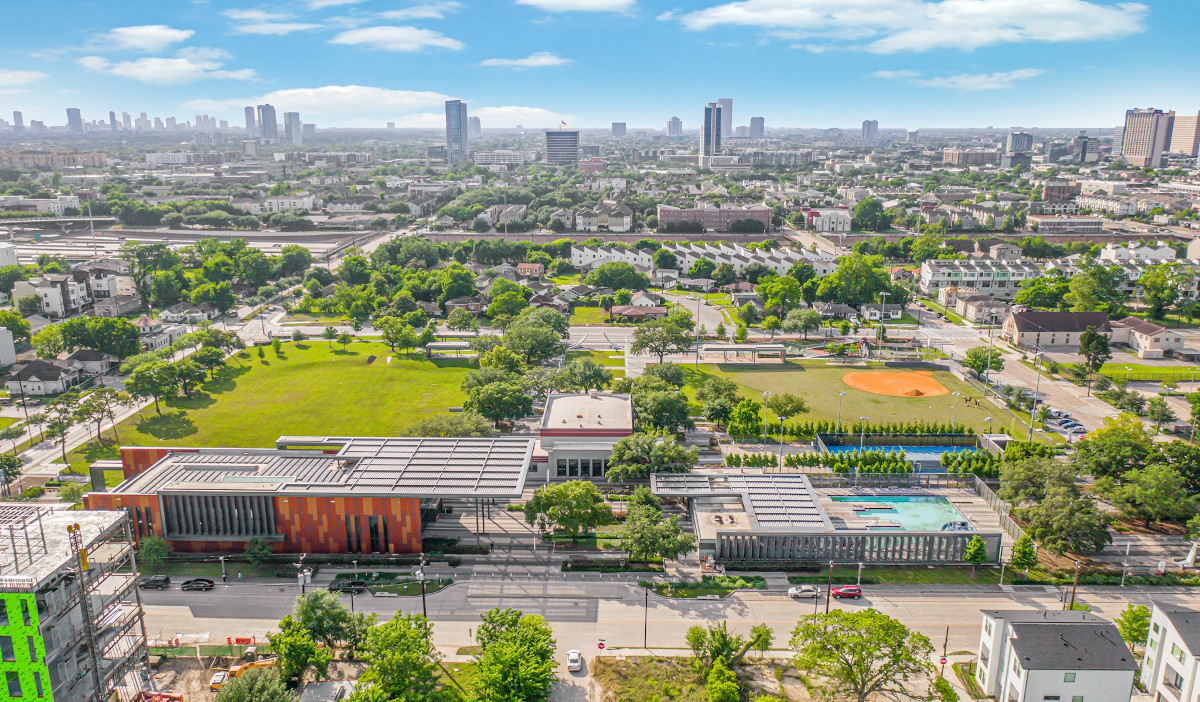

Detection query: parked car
(788, 585), (821, 599)
(139, 575), (171, 590)
(328, 580), (368, 594)
(181, 578), (215, 591)
(566, 650), (583, 672)
(830, 585), (862, 600)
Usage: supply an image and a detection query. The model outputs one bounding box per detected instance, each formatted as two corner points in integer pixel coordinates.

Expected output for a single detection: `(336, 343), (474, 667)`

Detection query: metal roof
(652, 473), (831, 531)
(113, 437), (536, 499)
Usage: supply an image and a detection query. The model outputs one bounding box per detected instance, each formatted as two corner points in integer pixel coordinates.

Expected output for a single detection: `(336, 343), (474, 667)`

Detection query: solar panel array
(724, 475), (828, 529)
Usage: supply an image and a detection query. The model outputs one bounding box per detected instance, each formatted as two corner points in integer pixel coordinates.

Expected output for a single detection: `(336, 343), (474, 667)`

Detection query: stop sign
(940, 657), (948, 665)
(598, 642), (606, 650)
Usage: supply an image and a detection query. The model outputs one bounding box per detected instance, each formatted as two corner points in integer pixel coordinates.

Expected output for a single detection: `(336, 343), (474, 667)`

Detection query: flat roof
(1009, 622), (1137, 672)
(541, 393), (633, 432)
(0, 506), (125, 590)
(652, 473), (832, 531)
(112, 437), (536, 499)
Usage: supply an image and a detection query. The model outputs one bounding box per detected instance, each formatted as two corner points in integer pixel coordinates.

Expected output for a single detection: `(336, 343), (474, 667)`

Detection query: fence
(1100, 369), (1200, 383)
(968, 475), (1028, 543)
(717, 530), (1003, 564)
(815, 432), (979, 452)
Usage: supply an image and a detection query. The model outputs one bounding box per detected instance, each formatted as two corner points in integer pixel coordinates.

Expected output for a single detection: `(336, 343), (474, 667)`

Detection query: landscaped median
(329, 571), (453, 596)
(640, 575), (767, 598)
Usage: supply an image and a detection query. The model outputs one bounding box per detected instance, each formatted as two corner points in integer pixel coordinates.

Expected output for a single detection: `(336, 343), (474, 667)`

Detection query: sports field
(683, 361), (1034, 436)
(64, 341), (472, 475)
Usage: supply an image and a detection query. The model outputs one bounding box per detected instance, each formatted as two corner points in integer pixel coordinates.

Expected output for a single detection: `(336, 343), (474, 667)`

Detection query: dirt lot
(151, 652), (366, 700)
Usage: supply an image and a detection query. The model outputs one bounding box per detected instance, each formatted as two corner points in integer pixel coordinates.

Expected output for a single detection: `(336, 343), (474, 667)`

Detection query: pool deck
(817, 486), (1011, 544)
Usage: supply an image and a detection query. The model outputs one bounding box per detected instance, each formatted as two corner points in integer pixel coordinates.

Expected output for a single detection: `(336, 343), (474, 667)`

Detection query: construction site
(0, 505), (152, 701)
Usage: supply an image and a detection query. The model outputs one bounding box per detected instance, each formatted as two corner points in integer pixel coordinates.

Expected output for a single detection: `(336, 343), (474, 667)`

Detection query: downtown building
(1121, 108), (1174, 167)
(700, 102), (723, 167)
(544, 129), (580, 168)
(656, 202), (772, 232)
(445, 100), (469, 167)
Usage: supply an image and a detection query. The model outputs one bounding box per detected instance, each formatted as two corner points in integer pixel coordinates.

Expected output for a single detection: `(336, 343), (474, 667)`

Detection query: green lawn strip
(0, 417), (15, 430)
(953, 661), (988, 700)
(643, 575), (766, 598)
(371, 578), (452, 596)
(566, 350), (625, 368)
(592, 656), (708, 702)
(679, 361), (1021, 437)
(436, 661), (480, 702)
(1099, 363), (1200, 381)
(785, 566), (1046, 586)
(569, 307), (610, 325)
(918, 298), (967, 325)
(63, 342), (472, 471)
(549, 274), (581, 286)
(281, 312), (352, 323)
(151, 562), (279, 578)
(1127, 311), (1198, 329)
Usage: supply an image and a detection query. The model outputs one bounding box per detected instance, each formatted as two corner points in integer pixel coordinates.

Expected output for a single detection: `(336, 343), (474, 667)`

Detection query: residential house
(975, 610), (1136, 702)
(444, 296), (487, 315)
(956, 296), (1010, 325)
(609, 305), (668, 321)
(15, 272), (92, 318)
(64, 349), (117, 374)
(5, 359), (81, 395)
(577, 203), (634, 232)
(160, 301), (220, 324)
(675, 278), (715, 292)
(651, 269), (680, 288)
(94, 294), (143, 318)
(1109, 316), (1187, 359)
(134, 315), (187, 351)
(1099, 241), (1177, 263)
(813, 302), (857, 320)
(722, 282), (756, 293)
(516, 262), (545, 279)
(858, 303), (904, 321)
(0, 327), (14, 368)
(937, 286), (980, 308)
(629, 292), (661, 307)
(1142, 605), (1200, 702)
(1002, 310), (1112, 349)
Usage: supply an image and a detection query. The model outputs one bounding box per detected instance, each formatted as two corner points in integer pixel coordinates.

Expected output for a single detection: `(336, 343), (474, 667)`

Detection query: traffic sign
(598, 642), (606, 650)
(939, 657), (948, 665)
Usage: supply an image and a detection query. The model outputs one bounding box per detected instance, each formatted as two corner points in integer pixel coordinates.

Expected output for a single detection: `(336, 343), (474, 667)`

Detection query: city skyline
(0, 1), (1197, 129)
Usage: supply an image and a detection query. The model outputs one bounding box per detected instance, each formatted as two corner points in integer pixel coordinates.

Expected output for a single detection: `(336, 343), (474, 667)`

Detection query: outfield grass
(680, 361), (1034, 437)
(1100, 363), (1200, 381)
(63, 342), (472, 474)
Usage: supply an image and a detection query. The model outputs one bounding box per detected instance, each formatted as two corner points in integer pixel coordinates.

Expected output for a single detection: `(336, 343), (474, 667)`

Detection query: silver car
(788, 584), (821, 599)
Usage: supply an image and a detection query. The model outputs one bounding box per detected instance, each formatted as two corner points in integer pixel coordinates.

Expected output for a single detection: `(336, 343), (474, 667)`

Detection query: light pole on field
(951, 391), (961, 429)
(762, 391), (772, 445)
(837, 391), (846, 431)
(778, 416), (788, 470)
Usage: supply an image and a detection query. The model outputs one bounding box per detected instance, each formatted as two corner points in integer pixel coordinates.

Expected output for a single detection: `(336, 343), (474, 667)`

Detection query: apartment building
(1027, 215), (1105, 234)
(1079, 194), (1137, 215)
(1143, 605), (1200, 702)
(12, 272), (92, 318)
(656, 203), (772, 232)
(1098, 241), (1177, 263)
(942, 148), (1002, 166)
(0, 195), (80, 216)
(918, 260), (1042, 299)
(0, 507), (150, 701)
(1045, 258), (1200, 301)
(975, 610), (1136, 702)
(571, 243), (831, 278)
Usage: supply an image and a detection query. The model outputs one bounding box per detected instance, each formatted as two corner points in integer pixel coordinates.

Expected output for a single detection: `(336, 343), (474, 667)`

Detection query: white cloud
(78, 48), (256, 84)
(329, 26), (464, 51)
(873, 67), (1045, 89)
(379, 2), (463, 20)
(480, 52), (571, 68)
(98, 24), (196, 52)
(515, 0), (636, 12)
(474, 105), (575, 127)
(223, 9), (320, 35)
(656, 9), (677, 20)
(0, 69), (48, 87)
(307, 0), (363, 8)
(677, 0), (1148, 52)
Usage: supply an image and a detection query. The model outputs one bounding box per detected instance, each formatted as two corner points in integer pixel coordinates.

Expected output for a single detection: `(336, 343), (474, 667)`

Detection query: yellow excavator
(209, 656), (279, 691)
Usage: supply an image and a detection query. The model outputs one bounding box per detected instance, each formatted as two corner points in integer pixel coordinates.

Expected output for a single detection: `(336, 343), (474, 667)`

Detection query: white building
(1143, 605), (1200, 702)
(0, 327), (14, 367)
(1079, 194), (1137, 216)
(529, 393), (634, 483)
(0, 194), (80, 216)
(0, 242), (17, 268)
(976, 610), (1136, 702)
(803, 208), (853, 233)
(919, 260), (1042, 300)
(1099, 241), (1177, 263)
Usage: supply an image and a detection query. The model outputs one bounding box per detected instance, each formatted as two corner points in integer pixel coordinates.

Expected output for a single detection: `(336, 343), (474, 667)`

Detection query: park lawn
(593, 656), (707, 702)
(436, 661), (481, 702)
(681, 361), (1036, 438)
(62, 342), (472, 475)
(1100, 363), (1200, 381)
(0, 417), (15, 430)
(567, 350), (624, 368)
(569, 306), (610, 325)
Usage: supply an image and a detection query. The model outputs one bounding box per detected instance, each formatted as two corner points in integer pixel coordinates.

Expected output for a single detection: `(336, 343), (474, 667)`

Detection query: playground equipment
(209, 656), (279, 691)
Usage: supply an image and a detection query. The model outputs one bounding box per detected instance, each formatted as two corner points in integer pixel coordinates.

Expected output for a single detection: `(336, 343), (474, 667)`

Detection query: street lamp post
(857, 417), (868, 488)
(985, 416), (993, 434)
(1028, 349), (1045, 442)
(837, 391), (846, 431)
(762, 391), (772, 445)
(778, 416), (787, 470)
(951, 391), (961, 429)
(877, 291), (890, 351)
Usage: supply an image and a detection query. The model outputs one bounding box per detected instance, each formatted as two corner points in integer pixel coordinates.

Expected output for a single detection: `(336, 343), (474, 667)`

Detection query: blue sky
(1, 0), (1196, 130)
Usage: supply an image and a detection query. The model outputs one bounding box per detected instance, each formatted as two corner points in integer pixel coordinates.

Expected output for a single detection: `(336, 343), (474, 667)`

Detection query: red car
(831, 585), (862, 600)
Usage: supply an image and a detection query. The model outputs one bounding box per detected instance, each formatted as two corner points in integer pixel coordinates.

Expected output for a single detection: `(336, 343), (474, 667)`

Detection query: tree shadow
(200, 365), (251, 395)
(134, 410), (198, 441)
(331, 349), (360, 356)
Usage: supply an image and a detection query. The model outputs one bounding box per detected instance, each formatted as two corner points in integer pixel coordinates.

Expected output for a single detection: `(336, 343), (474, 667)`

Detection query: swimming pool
(830, 495), (969, 531)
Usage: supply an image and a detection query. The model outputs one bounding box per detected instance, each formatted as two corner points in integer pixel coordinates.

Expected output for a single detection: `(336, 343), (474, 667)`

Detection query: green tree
(1020, 485), (1111, 556)
(1114, 603), (1151, 651)
(465, 381), (533, 427)
(322, 326), (338, 347)
(784, 308), (822, 339)
(244, 537), (274, 565)
(352, 614), (439, 702)
(127, 360), (178, 414)
(523, 481), (614, 540)
(757, 276), (803, 315)
(138, 535), (170, 571)
(478, 345), (525, 375)
(57, 481), (86, 504)
(790, 609), (935, 702)
(1078, 326), (1111, 395)
(32, 325), (65, 359)
(686, 622), (752, 667)
(852, 198), (892, 232)
(0, 309), (31, 340)
(193, 346), (227, 379)
(1139, 264), (1190, 320)
(749, 623), (774, 659)
(488, 290), (530, 319)
(0, 426), (23, 456)
(174, 359), (207, 397)
(214, 669), (297, 702)
(963, 535), (988, 574)
(621, 503), (696, 563)
(631, 319), (693, 363)
(44, 392), (79, 464)
(0, 454), (19, 498)
(766, 392), (809, 419)
(706, 659), (740, 702)
(17, 296), (39, 316)
(293, 590), (353, 648)
(471, 609), (557, 702)
(998, 457), (1076, 506)
(962, 346), (1004, 376)
(404, 411), (495, 437)
(728, 399), (763, 440)
(909, 230), (945, 263)
(563, 359), (612, 392)
(1071, 414), (1154, 480)
(761, 315), (781, 339)
(268, 615), (331, 687)
(585, 261), (649, 291)
(278, 244), (314, 276)
(1095, 463), (1198, 527)
(606, 430), (698, 481)
(1146, 395), (1177, 431)
(446, 307), (478, 332)
(1009, 533), (1038, 574)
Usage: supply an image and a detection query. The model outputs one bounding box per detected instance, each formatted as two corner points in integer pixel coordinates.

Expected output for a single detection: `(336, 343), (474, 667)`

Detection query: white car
(566, 650), (583, 672)
(788, 585), (821, 599)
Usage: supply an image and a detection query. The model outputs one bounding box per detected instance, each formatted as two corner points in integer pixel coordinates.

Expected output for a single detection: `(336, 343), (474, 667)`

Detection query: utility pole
(825, 561), (834, 615)
(643, 586), (649, 648)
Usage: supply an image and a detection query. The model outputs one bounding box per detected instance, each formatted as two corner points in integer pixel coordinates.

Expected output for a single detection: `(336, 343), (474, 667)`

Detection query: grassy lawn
(593, 656), (707, 702)
(680, 361), (1030, 437)
(281, 311), (352, 323)
(644, 574), (767, 598)
(1100, 363), (1200, 381)
(0, 417), (15, 430)
(1127, 311), (1198, 329)
(547, 523), (624, 550)
(549, 274), (581, 286)
(63, 342), (472, 474)
(436, 661), (480, 702)
(566, 350), (625, 376)
(371, 578), (452, 596)
(568, 306), (610, 325)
